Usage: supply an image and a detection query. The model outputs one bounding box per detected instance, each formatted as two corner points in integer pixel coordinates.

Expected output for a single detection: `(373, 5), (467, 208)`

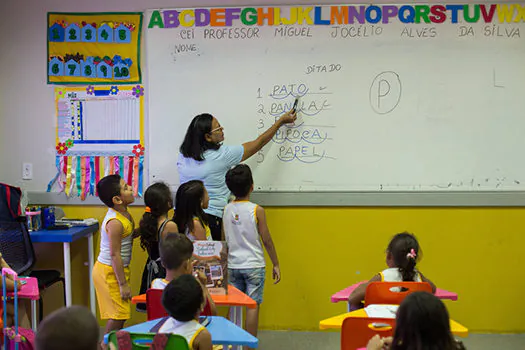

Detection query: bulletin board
(47, 12), (143, 84)
(47, 85), (146, 199)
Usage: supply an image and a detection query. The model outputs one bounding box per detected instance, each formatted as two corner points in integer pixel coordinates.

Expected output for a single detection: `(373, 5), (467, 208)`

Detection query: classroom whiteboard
(146, 4), (525, 191)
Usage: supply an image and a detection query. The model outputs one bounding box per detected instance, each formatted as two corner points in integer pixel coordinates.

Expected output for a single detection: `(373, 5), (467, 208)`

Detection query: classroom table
(319, 307), (469, 337)
(132, 284), (257, 330)
(331, 281), (458, 312)
(29, 224), (99, 314)
(5, 276), (39, 331)
(103, 316), (259, 348)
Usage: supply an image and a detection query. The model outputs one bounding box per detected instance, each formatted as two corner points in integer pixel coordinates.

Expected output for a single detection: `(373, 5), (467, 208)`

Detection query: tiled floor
(257, 330), (525, 350)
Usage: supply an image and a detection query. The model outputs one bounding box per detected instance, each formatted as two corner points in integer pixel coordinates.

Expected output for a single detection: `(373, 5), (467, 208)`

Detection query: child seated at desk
(349, 232), (436, 310)
(151, 233), (216, 316)
(35, 305), (99, 350)
(366, 291), (465, 350)
(159, 275), (212, 350)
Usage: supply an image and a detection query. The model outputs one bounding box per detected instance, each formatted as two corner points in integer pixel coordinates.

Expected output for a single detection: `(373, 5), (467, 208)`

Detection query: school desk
(331, 281), (458, 311)
(29, 224), (99, 314)
(5, 276), (39, 331)
(132, 284), (257, 331)
(319, 308), (468, 337)
(103, 316), (259, 348)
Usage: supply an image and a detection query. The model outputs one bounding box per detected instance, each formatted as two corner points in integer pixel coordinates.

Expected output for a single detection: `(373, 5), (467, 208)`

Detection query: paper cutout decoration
(47, 12), (142, 84)
(48, 23), (65, 42)
(65, 59), (81, 76)
(81, 24), (97, 42)
(65, 23), (80, 42)
(48, 57), (64, 76)
(81, 58), (96, 78)
(98, 23), (114, 43)
(113, 62), (130, 80)
(96, 61), (112, 79)
(114, 24), (131, 43)
(48, 85), (146, 199)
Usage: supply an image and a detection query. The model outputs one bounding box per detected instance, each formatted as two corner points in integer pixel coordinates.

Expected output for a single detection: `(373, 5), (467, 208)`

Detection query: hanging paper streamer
(133, 156), (139, 197)
(138, 156), (144, 197)
(127, 156), (133, 186)
(119, 156), (125, 178)
(65, 156), (72, 196)
(77, 156), (82, 198)
(89, 156), (95, 195)
(48, 155), (146, 198)
(114, 156), (120, 176)
(46, 156), (61, 192)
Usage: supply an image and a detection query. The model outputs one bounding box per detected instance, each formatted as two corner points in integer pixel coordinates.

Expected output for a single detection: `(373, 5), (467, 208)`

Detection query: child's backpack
(2, 268), (35, 350)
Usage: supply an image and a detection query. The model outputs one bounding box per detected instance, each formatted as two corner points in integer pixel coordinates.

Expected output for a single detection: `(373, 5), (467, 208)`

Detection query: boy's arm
(193, 328), (212, 350)
(419, 272), (437, 293)
(107, 219), (131, 301)
(194, 272), (217, 316)
(348, 274), (382, 306)
(256, 205), (280, 284)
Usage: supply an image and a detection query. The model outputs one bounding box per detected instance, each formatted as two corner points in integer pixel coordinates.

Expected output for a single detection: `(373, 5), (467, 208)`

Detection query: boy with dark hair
(151, 233), (216, 316)
(93, 174), (136, 346)
(159, 275), (212, 350)
(224, 164), (281, 346)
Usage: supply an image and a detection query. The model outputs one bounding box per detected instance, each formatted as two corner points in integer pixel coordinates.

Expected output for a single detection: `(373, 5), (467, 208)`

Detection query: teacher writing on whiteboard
(178, 110), (297, 241)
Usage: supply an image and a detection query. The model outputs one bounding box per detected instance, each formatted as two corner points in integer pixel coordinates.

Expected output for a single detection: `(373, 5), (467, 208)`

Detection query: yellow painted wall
(34, 205), (525, 333)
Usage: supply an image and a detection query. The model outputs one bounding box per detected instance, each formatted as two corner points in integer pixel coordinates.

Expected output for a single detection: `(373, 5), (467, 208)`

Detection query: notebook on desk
(364, 304), (398, 319)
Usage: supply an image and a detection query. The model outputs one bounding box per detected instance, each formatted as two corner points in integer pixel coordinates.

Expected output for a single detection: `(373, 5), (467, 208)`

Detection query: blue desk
(103, 317), (258, 348)
(29, 224), (99, 314)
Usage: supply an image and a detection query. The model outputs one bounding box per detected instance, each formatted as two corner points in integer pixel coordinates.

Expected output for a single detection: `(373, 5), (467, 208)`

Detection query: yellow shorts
(93, 261), (131, 320)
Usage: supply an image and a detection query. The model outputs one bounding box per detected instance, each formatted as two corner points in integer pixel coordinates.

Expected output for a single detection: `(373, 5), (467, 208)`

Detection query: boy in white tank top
(158, 275), (212, 350)
(224, 164), (281, 346)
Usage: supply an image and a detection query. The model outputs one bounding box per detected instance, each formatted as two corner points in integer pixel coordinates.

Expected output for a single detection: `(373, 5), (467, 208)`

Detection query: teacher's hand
(279, 110), (297, 125)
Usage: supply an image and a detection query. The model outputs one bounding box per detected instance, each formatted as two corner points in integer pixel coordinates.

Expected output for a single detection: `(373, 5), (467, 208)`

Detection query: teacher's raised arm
(177, 111), (296, 241)
(241, 111), (297, 161)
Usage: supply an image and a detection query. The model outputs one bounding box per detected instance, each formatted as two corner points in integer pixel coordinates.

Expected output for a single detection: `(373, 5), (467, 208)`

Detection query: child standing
(224, 164), (281, 344)
(92, 174), (136, 342)
(159, 275), (213, 350)
(137, 182), (179, 311)
(151, 233), (216, 316)
(174, 180), (212, 241)
(366, 292), (465, 350)
(349, 232), (436, 310)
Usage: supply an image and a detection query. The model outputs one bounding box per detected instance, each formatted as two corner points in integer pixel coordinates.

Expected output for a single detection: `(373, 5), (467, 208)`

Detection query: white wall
(0, 0), (516, 192)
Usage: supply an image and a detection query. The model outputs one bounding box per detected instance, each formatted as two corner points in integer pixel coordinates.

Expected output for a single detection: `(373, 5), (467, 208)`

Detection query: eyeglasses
(209, 126), (223, 133)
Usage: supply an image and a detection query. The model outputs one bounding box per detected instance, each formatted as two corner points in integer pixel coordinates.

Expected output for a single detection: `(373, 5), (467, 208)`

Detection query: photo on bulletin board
(47, 12), (143, 84)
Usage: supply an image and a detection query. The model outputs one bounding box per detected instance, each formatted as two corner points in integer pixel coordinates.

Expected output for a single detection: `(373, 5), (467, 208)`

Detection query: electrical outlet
(22, 163), (33, 180)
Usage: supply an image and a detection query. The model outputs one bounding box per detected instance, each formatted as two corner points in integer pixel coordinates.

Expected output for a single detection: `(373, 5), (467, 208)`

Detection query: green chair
(107, 331), (191, 350)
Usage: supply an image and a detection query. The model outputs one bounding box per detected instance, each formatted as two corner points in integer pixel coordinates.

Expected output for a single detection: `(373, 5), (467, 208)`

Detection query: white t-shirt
(151, 278), (169, 289)
(178, 145), (244, 218)
(380, 268), (422, 282)
(158, 318), (204, 348)
(223, 201), (265, 269)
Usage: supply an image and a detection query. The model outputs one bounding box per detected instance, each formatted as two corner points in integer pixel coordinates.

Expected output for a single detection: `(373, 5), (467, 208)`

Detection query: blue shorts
(228, 267), (266, 304)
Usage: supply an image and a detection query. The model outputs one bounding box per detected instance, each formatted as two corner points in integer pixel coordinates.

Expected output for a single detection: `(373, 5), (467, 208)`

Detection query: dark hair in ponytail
(138, 182), (173, 254)
(387, 232), (420, 282)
